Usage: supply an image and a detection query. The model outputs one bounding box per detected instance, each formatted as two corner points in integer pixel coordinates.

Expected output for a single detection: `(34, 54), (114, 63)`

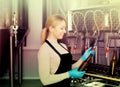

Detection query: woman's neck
(47, 38), (58, 44)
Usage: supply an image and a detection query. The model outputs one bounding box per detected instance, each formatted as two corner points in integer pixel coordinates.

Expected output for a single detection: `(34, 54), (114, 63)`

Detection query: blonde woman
(38, 14), (93, 87)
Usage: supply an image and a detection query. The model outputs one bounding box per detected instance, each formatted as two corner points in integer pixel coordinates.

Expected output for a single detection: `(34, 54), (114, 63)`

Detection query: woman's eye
(61, 27), (65, 30)
(61, 28), (64, 30)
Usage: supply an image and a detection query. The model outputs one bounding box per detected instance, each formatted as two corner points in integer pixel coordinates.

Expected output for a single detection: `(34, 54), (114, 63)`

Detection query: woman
(38, 14), (93, 87)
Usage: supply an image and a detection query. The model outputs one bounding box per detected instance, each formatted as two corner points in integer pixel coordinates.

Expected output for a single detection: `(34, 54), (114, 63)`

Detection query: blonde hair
(41, 14), (66, 44)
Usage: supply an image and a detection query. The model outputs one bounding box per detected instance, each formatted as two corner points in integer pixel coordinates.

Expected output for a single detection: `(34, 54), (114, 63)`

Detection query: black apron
(43, 40), (72, 87)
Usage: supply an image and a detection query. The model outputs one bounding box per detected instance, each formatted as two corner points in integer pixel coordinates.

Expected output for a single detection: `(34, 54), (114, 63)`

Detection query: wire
(72, 12), (84, 35)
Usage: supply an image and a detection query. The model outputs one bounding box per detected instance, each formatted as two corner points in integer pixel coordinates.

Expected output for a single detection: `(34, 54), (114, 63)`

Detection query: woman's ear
(49, 26), (54, 32)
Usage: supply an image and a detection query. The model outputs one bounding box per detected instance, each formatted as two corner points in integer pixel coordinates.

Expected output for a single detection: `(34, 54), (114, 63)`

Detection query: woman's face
(51, 20), (66, 39)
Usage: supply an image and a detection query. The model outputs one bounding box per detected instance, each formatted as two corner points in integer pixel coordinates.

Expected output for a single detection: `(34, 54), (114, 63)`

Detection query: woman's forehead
(52, 20), (66, 27)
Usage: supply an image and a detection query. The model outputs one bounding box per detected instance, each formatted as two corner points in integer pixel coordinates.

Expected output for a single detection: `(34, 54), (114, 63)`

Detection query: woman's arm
(72, 58), (84, 69)
(38, 45), (69, 86)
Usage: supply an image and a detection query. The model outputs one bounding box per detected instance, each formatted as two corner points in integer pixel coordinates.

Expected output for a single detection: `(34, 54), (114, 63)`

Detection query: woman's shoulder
(39, 43), (49, 52)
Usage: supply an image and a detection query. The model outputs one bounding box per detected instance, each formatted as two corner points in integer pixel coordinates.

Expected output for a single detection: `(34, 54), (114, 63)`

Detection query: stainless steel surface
(70, 76), (120, 87)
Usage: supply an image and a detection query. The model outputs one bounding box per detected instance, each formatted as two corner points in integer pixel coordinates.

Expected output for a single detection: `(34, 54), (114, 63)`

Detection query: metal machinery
(67, 4), (120, 87)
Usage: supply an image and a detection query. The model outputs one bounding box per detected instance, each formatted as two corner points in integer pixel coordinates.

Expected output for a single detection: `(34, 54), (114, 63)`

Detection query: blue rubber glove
(68, 67), (85, 78)
(91, 46), (97, 58)
(81, 47), (92, 61)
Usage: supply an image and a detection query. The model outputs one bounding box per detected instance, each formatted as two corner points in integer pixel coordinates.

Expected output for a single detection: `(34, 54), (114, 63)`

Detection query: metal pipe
(10, 29), (14, 87)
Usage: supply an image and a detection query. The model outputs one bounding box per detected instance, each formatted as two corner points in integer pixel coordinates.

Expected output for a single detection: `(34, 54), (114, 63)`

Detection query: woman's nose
(64, 29), (67, 33)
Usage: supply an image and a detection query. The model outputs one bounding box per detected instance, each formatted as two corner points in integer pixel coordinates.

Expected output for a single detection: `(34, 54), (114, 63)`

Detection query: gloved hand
(68, 67), (85, 78)
(81, 47), (92, 61)
(91, 46), (97, 58)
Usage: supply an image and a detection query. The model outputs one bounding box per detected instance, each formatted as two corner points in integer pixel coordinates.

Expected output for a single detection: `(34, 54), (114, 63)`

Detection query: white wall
(46, 0), (88, 17)
(22, 0), (42, 79)
(26, 0), (42, 49)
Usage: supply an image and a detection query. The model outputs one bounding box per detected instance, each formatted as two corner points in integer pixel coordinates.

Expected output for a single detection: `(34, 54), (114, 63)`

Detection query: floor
(0, 79), (43, 87)
(1, 79), (120, 87)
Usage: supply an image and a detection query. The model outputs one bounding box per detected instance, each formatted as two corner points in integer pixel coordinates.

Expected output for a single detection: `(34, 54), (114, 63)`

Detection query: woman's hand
(91, 46), (97, 58)
(68, 67), (85, 78)
(81, 47), (92, 61)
